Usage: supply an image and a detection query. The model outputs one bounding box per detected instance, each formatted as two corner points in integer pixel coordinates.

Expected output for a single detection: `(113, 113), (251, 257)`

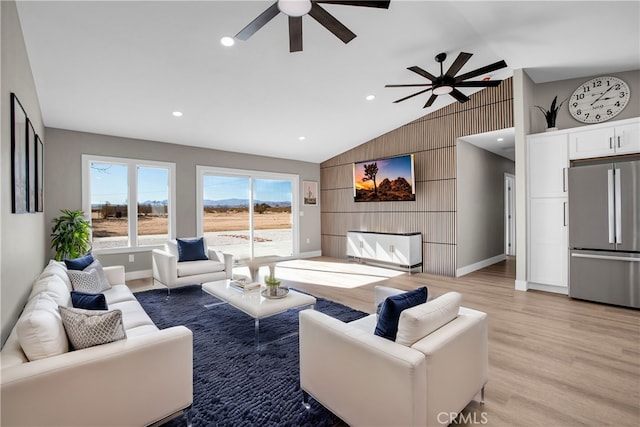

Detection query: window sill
(93, 245), (164, 256)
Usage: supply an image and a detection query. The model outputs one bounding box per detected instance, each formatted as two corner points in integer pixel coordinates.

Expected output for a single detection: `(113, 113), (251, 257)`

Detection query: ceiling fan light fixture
(278, 0), (312, 17)
(220, 36), (235, 47)
(433, 85), (453, 95)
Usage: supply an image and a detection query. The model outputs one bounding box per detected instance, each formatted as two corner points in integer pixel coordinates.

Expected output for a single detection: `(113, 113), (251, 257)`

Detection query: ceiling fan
(385, 52), (508, 108)
(234, 0), (391, 52)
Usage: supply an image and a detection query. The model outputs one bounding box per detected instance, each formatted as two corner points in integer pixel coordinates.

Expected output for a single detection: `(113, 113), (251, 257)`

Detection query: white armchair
(152, 238), (232, 292)
(299, 286), (488, 427)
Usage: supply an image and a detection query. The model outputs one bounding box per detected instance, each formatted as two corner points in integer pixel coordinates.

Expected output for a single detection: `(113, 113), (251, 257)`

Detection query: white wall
(44, 128), (322, 273)
(1, 0), (46, 345)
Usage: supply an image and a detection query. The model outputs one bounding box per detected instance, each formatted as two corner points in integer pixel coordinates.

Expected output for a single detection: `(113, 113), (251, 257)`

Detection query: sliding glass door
(253, 178), (293, 258)
(198, 167), (297, 261)
(201, 175), (252, 259)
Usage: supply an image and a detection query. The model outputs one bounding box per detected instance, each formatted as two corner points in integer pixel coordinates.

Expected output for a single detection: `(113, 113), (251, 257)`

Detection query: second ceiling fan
(386, 52), (508, 108)
(234, 0), (390, 52)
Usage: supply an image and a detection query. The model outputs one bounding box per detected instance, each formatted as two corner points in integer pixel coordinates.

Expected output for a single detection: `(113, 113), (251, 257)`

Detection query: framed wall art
(11, 93), (28, 214)
(27, 119), (37, 213)
(303, 181), (318, 206)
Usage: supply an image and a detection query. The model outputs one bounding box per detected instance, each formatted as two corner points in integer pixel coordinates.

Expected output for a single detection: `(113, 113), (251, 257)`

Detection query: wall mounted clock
(569, 76), (630, 123)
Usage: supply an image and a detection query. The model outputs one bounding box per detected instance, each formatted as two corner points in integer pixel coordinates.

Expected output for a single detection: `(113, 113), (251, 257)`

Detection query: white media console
(346, 231), (423, 273)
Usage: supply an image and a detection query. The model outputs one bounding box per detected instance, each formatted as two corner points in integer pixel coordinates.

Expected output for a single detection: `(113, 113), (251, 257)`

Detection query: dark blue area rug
(134, 285), (367, 427)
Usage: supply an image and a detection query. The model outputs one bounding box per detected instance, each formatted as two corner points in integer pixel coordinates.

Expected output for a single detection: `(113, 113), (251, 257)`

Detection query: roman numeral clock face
(569, 76), (630, 123)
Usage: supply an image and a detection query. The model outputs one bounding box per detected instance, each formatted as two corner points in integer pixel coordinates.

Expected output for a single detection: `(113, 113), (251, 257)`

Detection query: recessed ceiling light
(220, 36), (235, 47)
(172, 111), (183, 117)
(298, 136), (306, 141)
(366, 95), (376, 101)
(497, 137), (504, 142)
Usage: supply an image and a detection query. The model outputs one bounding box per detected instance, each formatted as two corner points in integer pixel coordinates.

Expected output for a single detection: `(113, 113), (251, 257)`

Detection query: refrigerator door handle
(571, 253), (640, 262)
(615, 168), (622, 243)
(608, 169), (615, 244)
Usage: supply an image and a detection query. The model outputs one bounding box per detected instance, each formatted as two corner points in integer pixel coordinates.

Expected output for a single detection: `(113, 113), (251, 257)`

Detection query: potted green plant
(264, 274), (281, 297)
(51, 209), (92, 261)
(535, 95), (566, 131)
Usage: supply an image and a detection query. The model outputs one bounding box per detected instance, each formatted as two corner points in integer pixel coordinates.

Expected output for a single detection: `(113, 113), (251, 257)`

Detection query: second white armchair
(152, 238), (232, 293)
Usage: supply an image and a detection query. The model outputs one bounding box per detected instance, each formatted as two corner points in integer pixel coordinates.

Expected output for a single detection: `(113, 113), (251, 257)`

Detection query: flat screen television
(353, 154), (416, 202)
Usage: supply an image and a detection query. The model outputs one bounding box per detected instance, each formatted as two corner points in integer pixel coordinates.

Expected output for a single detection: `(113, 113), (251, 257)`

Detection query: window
(82, 155), (175, 252)
(197, 166), (299, 261)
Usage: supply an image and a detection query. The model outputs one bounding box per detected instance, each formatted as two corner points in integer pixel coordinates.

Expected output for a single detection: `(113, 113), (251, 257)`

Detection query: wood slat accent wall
(320, 79), (514, 276)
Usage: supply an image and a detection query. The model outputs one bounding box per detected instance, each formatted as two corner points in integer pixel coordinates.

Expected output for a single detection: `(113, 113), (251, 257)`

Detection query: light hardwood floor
(129, 257), (640, 426)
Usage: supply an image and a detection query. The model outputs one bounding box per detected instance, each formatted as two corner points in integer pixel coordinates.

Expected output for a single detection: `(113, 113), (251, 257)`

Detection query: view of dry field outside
(202, 208), (291, 232)
(90, 206), (292, 257)
(203, 207), (293, 259)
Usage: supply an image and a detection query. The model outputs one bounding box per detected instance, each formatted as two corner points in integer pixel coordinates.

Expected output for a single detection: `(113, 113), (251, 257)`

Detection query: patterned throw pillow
(68, 269), (104, 293)
(85, 259), (111, 290)
(67, 260), (111, 293)
(59, 306), (126, 350)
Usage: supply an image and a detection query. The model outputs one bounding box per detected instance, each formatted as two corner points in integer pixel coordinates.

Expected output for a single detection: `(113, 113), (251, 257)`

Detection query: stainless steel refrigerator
(568, 158), (640, 308)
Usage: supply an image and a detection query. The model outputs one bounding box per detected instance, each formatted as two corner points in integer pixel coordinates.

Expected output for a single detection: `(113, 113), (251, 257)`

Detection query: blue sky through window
(203, 175), (291, 203)
(91, 163), (169, 205)
(91, 164), (293, 205)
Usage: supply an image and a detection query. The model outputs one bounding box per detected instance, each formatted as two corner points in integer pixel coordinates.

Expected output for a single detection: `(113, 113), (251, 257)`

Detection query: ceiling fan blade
(316, 0), (391, 8)
(423, 94), (438, 108)
(289, 16), (303, 52)
(449, 89), (470, 103)
(455, 80), (502, 87)
(385, 83), (433, 88)
(393, 88), (433, 104)
(455, 60), (507, 83)
(308, 3), (356, 44)
(445, 52), (473, 78)
(235, 2), (280, 41)
(407, 66), (437, 82)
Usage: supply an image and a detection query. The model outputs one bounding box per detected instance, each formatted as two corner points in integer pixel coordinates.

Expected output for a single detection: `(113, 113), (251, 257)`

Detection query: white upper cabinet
(615, 121), (640, 155)
(569, 117), (640, 159)
(527, 133), (569, 198)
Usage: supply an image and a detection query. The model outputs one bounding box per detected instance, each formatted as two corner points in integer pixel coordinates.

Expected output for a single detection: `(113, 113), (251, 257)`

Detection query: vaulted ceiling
(16, 1), (640, 162)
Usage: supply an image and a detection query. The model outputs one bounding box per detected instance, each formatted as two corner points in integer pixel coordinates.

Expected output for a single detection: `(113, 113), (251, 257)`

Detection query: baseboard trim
(528, 283), (569, 295)
(298, 250), (322, 259)
(456, 254), (506, 277)
(125, 269), (152, 281)
(515, 279), (528, 291)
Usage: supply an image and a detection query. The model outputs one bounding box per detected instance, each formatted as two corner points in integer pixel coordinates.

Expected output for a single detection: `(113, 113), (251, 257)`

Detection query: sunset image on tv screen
(353, 155), (415, 202)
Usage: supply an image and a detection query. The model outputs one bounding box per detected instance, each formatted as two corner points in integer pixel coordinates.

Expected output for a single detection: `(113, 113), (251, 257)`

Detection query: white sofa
(0, 260), (193, 427)
(152, 238), (232, 291)
(299, 286), (488, 427)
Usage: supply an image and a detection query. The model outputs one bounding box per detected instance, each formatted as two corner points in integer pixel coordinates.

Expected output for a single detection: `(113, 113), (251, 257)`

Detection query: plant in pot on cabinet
(51, 209), (92, 261)
(535, 95), (566, 131)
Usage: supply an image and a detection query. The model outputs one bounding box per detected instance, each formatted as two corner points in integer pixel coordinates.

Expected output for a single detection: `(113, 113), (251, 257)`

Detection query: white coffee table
(202, 280), (316, 349)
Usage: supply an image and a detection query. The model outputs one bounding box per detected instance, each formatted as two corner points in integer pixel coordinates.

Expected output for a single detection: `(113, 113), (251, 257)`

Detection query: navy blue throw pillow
(374, 287), (428, 341)
(177, 238), (208, 262)
(65, 253), (95, 271)
(70, 291), (108, 311)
